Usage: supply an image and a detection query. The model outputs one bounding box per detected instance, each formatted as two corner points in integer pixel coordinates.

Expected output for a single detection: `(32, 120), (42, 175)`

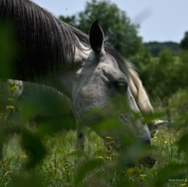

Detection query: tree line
(144, 41), (180, 57)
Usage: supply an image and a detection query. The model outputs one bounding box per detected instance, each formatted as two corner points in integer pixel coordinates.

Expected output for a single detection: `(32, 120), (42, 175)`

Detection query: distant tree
(144, 42), (180, 57)
(178, 50), (188, 87)
(146, 50), (174, 99)
(60, 0), (143, 59)
(140, 50), (178, 121)
(180, 31), (188, 50)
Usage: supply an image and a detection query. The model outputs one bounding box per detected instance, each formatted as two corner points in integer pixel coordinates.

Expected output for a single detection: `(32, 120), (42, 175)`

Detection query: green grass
(0, 125), (187, 187)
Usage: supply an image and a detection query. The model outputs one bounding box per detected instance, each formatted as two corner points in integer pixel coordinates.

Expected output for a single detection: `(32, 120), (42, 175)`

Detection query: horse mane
(0, 0), (126, 82)
(1, 0), (152, 115)
(127, 62), (154, 114)
(0, 0), (89, 80)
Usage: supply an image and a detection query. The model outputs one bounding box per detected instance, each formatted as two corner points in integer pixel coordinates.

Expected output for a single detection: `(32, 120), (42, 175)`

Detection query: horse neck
(46, 47), (90, 100)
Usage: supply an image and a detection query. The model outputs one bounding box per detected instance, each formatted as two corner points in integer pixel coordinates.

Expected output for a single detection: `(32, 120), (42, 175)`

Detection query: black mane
(0, 0), (126, 81)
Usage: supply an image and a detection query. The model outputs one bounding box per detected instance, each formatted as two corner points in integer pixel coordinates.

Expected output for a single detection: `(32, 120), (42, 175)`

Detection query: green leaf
(20, 130), (47, 169)
(9, 172), (45, 187)
(74, 159), (104, 185)
(177, 132), (188, 155)
(154, 163), (186, 186)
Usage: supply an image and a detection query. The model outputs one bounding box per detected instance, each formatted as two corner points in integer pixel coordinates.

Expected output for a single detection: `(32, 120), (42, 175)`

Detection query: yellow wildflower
(106, 156), (112, 160)
(154, 140), (157, 143)
(154, 137), (157, 139)
(127, 167), (136, 174)
(115, 153), (119, 156)
(140, 174), (147, 177)
(0, 116), (2, 119)
(70, 149), (76, 153)
(111, 141), (114, 143)
(20, 155), (26, 158)
(8, 97), (14, 101)
(6, 106), (15, 109)
(164, 141), (168, 144)
(152, 118), (159, 122)
(84, 143), (87, 145)
(163, 134), (167, 138)
(106, 137), (112, 139)
(1, 113), (4, 116)
(9, 86), (18, 92)
(12, 85), (17, 90)
(127, 167), (140, 175)
(11, 81), (16, 86)
(98, 156), (104, 159)
(181, 183), (187, 186)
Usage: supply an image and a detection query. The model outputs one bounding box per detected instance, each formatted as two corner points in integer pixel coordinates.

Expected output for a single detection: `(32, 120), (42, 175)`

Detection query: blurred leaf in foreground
(74, 159), (104, 185)
(9, 172), (44, 187)
(154, 163), (187, 187)
(20, 130), (47, 169)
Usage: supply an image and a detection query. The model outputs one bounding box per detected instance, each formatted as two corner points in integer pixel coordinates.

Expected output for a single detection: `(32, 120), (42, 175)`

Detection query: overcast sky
(32, 0), (188, 43)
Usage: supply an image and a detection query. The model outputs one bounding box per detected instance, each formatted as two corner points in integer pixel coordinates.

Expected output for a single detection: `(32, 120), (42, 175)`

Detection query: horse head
(71, 20), (155, 168)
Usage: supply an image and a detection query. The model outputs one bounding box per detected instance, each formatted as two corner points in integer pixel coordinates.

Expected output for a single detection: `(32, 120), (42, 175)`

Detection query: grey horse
(0, 0), (156, 168)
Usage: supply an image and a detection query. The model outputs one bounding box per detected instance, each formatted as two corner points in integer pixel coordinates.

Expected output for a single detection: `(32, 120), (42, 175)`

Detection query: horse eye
(114, 81), (127, 94)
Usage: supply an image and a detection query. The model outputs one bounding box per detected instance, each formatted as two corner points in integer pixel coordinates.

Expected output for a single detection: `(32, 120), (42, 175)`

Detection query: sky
(32, 0), (188, 43)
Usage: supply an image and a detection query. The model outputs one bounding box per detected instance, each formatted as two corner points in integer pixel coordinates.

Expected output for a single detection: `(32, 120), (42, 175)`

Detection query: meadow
(0, 77), (187, 187)
(0, 112), (187, 187)
(0, 124), (187, 187)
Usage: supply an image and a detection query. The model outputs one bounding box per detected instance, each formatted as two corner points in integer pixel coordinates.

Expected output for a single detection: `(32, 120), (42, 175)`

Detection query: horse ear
(89, 20), (105, 54)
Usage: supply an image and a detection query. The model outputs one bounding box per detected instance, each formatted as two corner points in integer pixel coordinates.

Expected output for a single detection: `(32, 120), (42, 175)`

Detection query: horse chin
(139, 154), (156, 169)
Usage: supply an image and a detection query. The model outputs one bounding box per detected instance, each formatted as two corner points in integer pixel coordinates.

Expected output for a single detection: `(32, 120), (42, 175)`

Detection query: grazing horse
(0, 0), (156, 168)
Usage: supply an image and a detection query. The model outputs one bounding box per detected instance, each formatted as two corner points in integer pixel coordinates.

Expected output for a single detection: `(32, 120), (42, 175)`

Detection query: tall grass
(0, 125), (187, 187)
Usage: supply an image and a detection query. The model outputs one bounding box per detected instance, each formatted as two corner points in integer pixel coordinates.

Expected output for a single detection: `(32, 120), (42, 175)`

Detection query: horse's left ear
(89, 20), (105, 54)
